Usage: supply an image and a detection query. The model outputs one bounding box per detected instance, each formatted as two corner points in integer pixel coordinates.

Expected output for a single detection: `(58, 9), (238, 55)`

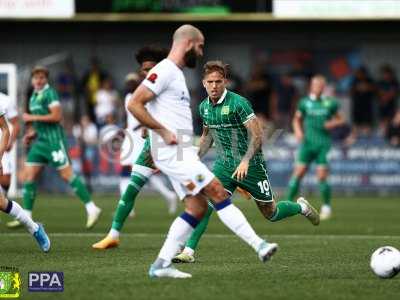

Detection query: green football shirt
(199, 89), (264, 169)
(297, 95), (339, 146)
(29, 84), (66, 144)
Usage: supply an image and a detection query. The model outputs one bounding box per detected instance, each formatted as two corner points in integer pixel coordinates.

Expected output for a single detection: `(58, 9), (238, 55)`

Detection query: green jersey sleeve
(330, 99), (340, 116)
(238, 98), (256, 124)
(199, 100), (208, 126)
(46, 87), (60, 108)
(297, 98), (307, 116)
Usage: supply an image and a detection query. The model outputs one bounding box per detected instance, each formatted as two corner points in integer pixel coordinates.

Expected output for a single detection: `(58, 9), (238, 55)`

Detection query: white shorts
(1, 151), (13, 175)
(120, 129), (146, 166)
(151, 143), (214, 200)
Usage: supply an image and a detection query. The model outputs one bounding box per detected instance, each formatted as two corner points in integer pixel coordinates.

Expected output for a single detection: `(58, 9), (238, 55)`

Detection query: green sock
(23, 181), (37, 211)
(69, 175), (91, 204)
(111, 174), (148, 231)
(186, 203), (214, 251)
(319, 180), (331, 206)
(269, 201), (302, 222)
(286, 176), (300, 202)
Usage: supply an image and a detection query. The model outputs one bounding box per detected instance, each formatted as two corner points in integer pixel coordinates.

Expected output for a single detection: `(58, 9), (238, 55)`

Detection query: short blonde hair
(31, 66), (49, 78)
(203, 60), (228, 78)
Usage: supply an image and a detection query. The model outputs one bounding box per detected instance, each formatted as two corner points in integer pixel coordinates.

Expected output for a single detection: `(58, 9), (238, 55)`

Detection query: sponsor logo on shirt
(147, 73), (158, 84)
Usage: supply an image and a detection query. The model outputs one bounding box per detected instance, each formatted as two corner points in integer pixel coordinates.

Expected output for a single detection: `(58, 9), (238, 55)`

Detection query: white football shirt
(142, 59), (192, 135)
(0, 92), (18, 139)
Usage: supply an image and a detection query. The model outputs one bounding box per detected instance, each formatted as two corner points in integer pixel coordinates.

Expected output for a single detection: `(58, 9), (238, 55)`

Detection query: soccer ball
(370, 246), (400, 278)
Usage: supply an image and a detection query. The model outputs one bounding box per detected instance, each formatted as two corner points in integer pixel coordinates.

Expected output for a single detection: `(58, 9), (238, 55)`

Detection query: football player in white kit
(93, 46), (177, 250)
(0, 92), (19, 194)
(129, 24), (278, 279)
(0, 93), (50, 252)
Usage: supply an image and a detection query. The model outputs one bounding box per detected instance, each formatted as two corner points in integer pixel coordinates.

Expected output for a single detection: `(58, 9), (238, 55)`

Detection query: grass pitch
(0, 193), (399, 300)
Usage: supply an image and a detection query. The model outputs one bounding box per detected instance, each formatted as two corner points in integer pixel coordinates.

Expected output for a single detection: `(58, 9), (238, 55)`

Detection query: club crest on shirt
(195, 174), (205, 183)
(221, 106), (230, 115)
(147, 73), (158, 84)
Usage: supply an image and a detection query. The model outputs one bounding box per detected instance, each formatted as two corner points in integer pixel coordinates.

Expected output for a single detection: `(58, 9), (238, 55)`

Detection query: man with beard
(129, 24), (278, 279)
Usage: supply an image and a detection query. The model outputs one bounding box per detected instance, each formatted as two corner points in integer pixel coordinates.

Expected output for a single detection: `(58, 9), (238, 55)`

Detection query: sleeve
(5, 102), (18, 119)
(198, 101), (207, 126)
(141, 62), (172, 96)
(238, 98), (256, 124)
(297, 98), (306, 116)
(47, 88), (61, 108)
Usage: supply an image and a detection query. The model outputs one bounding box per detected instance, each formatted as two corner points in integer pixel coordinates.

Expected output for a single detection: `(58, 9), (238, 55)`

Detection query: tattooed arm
(198, 125), (214, 159)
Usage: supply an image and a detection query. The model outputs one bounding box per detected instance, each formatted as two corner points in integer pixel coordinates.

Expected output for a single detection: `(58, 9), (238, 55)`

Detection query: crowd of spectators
(37, 56), (399, 153)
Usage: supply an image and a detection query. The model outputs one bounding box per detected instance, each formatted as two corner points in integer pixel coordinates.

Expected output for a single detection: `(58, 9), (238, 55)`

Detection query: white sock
(108, 228), (120, 239)
(85, 201), (98, 214)
(119, 177), (130, 196)
(216, 203), (264, 252)
(183, 247), (195, 256)
(149, 176), (176, 203)
(8, 201), (39, 234)
(157, 216), (195, 265)
(24, 209), (32, 219)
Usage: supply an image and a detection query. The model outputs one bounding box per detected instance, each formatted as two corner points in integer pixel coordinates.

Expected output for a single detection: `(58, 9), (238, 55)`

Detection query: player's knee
(203, 179), (228, 201)
(257, 201), (276, 220)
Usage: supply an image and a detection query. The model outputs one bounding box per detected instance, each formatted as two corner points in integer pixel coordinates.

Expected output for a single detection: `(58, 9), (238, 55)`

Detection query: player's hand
(233, 160), (249, 181)
(23, 113), (36, 122)
(23, 131), (36, 146)
(158, 129), (177, 145)
(152, 168), (161, 175)
(294, 131), (304, 142)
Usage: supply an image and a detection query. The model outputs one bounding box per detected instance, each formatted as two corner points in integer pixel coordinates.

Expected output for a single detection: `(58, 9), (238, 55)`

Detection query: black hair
(135, 46), (168, 65)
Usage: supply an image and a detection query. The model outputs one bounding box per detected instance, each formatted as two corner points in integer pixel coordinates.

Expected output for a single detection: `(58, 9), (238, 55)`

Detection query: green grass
(1, 194), (400, 300)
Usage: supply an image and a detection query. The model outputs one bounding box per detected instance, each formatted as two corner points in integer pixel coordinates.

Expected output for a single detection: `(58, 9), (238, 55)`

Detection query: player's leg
(241, 164), (319, 225)
(58, 165), (101, 228)
(285, 144), (312, 201)
(202, 178), (278, 263)
(173, 163), (236, 263)
(0, 151), (12, 193)
(93, 140), (156, 249)
(173, 201), (214, 263)
(148, 174), (177, 215)
(316, 147), (332, 220)
(6, 164), (42, 228)
(0, 189), (50, 252)
(149, 191), (207, 279)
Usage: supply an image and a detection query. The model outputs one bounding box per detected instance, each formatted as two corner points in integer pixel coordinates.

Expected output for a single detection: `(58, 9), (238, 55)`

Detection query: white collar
(35, 84), (49, 93)
(209, 89), (227, 105)
(309, 93), (322, 101)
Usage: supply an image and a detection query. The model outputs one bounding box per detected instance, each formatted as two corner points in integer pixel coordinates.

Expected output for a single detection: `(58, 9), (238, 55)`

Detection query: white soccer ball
(370, 246), (400, 278)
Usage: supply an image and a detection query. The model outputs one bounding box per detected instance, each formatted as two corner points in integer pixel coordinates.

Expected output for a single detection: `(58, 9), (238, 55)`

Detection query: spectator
(94, 77), (119, 127)
(377, 65), (399, 135)
(81, 57), (108, 123)
(72, 115), (99, 190)
(386, 110), (400, 147)
(244, 64), (276, 131)
(57, 61), (78, 128)
(348, 66), (376, 142)
(276, 73), (298, 130)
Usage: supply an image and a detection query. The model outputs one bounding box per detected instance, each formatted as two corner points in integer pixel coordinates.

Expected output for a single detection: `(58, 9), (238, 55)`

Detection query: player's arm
(128, 85), (177, 145)
(0, 115), (10, 163)
(22, 104), (62, 123)
(198, 125), (213, 158)
(233, 117), (262, 181)
(5, 116), (20, 151)
(292, 111), (304, 142)
(325, 112), (345, 130)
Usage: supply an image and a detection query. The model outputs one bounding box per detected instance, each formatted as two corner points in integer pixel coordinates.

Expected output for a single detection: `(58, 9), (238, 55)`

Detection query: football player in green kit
(286, 75), (344, 221)
(7, 66), (101, 229)
(173, 61), (320, 263)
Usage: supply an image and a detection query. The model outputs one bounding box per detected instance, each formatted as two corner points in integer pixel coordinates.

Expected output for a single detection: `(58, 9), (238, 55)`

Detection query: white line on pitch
(1, 233), (400, 239)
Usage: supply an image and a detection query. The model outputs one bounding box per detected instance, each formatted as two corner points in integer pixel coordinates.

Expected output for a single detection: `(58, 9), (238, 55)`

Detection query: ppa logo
(28, 272), (64, 292)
